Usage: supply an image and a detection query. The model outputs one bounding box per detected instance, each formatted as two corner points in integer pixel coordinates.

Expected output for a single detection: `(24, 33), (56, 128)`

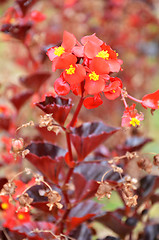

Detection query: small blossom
(121, 104), (144, 128)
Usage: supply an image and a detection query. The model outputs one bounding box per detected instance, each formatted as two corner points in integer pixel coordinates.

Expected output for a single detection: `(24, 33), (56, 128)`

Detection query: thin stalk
(68, 96), (84, 127)
(127, 94), (142, 104)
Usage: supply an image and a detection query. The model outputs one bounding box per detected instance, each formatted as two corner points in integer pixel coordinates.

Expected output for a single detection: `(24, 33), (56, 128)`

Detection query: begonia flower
(46, 31), (77, 71)
(142, 89), (159, 109)
(104, 77), (122, 100)
(85, 57), (110, 95)
(121, 104), (144, 127)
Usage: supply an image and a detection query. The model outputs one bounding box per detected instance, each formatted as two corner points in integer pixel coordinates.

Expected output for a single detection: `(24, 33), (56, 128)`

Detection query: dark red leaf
(67, 200), (102, 231)
(36, 96), (72, 125)
(20, 72), (51, 92)
(1, 23), (32, 41)
(16, 0), (37, 16)
(137, 175), (159, 207)
(73, 172), (99, 202)
(70, 122), (119, 160)
(36, 125), (59, 143)
(142, 89), (159, 109)
(95, 210), (134, 238)
(69, 224), (92, 240)
(26, 141), (66, 183)
(117, 136), (152, 153)
(11, 221), (55, 240)
(10, 90), (33, 111)
(0, 115), (10, 130)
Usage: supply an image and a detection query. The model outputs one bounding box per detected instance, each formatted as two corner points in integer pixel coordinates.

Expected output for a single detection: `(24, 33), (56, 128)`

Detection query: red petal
(62, 31), (76, 51)
(142, 89), (159, 109)
(90, 57), (110, 74)
(84, 41), (100, 59)
(63, 64), (86, 85)
(52, 53), (77, 71)
(46, 47), (56, 61)
(85, 76), (105, 95)
(81, 33), (103, 45)
(54, 77), (70, 95)
(107, 59), (121, 72)
(72, 46), (84, 57)
(30, 10), (46, 22)
(83, 96), (103, 109)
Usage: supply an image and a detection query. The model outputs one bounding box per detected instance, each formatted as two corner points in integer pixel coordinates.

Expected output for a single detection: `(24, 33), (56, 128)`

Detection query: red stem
(68, 96), (84, 127)
(127, 94), (142, 104)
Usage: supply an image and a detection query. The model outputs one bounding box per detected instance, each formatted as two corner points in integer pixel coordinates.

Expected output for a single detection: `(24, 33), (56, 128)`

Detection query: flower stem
(127, 94), (142, 104)
(68, 96), (84, 127)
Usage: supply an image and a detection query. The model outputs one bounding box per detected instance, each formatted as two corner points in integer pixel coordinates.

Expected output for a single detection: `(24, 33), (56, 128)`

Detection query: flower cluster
(47, 31), (123, 109)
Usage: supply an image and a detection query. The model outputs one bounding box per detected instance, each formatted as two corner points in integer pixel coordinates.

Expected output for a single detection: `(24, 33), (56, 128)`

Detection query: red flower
(54, 77), (70, 96)
(104, 77), (122, 100)
(85, 57), (110, 95)
(121, 104), (144, 127)
(63, 64), (86, 85)
(83, 40), (121, 72)
(46, 31), (77, 71)
(83, 95), (103, 109)
(142, 89), (159, 109)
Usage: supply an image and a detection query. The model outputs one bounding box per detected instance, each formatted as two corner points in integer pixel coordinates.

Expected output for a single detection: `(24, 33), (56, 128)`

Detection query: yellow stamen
(65, 65), (76, 75)
(112, 90), (116, 93)
(116, 53), (119, 57)
(130, 118), (140, 127)
(1, 203), (9, 210)
(96, 50), (109, 60)
(89, 71), (99, 81)
(54, 46), (65, 56)
(17, 213), (25, 220)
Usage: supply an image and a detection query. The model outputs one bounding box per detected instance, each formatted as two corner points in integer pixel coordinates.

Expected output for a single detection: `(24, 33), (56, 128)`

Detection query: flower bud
(12, 138), (24, 153)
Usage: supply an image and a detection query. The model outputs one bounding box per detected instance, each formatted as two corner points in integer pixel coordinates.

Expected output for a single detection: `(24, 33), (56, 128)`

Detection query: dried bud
(125, 151), (138, 160)
(12, 138), (24, 153)
(34, 174), (44, 184)
(18, 193), (33, 212)
(46, 190), (63, 211)
(0, 181), (16, 200)
(95, 181), (113, 200)
(137, 157), (152, 173)
(111, 164), (123, 174)
(39, 114), (60, 134)
(153, 154), (159, 168)
(22, 149), (30, 158)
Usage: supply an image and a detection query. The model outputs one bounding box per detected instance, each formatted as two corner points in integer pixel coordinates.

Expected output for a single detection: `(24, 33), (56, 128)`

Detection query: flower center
(96, 50), (109, 60)
(54, 46), (65, 56)
(1, 202), (9, 210)
(89, 71), (99, 81)
(65, 65), (76, 75)
(17, 213), (25, 220)
(130, 118), (140, 127)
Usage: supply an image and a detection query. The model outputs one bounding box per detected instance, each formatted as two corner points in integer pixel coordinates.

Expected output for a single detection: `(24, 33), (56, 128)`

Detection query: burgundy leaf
(95, 210), (134, 238)
(69, 223), (92, 240)
(36, 125), (59, 143)
(97, 237), (121, 240)
(143, 224), (159, 240)
(67, 200), (102, 231)
(20, 72), (51, 92)
(73, 172), (99, 202)
(1, 23), (32, 41)
(0, 115), (10, 130)
(36, 96), (72, 125)
(10, 90), (33, 111)
(117, 136), (152, 153)
(136, 175), (159, 207)
(70, 122), (119, 160)
(11, 221), (55, 240)
(16, 0), (37, 16)
(26, 141), (66, 183)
